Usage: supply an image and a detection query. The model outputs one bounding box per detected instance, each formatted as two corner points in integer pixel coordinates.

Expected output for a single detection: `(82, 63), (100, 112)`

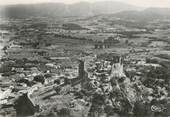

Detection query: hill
(2, 1), (140, 19)
(113, 7), (170, 21)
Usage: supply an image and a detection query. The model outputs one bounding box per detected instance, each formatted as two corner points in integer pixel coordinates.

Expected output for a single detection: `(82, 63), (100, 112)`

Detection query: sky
(0, 0), (170, 8)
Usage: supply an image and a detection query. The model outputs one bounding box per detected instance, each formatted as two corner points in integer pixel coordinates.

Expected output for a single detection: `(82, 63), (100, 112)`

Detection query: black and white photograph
(1, 0), (170, 116)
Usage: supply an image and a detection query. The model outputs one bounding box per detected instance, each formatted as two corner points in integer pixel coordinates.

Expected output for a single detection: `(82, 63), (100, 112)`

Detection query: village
(0, 15), (170, 117)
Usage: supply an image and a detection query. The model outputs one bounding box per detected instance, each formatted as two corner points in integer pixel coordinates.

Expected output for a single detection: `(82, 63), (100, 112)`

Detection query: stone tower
(111, 56), (126, 78)
(78, 60), (85, 79)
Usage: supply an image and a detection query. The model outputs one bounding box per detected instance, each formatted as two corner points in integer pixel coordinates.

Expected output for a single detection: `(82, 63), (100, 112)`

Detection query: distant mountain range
(114, 8), (170, 21)
(1, 1), (141, 19)
(1, 1), (170, 21)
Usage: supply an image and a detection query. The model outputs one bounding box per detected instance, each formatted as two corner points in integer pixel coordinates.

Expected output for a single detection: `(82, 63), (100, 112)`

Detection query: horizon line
(0, 0), (170, 8)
